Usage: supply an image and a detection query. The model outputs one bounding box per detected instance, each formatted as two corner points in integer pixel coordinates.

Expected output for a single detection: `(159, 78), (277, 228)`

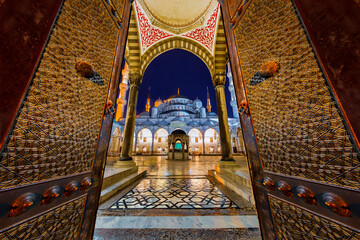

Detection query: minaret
(115, 62), (129, 121)
(177, 88), (180, 95)
(145, 87), (151, 112)
(206, 87), (211, 112)
(227, 63), (239, 120)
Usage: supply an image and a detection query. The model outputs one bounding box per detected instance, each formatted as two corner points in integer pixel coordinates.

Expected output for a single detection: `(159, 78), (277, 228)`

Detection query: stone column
(151, 133), (155, 154)
(213, 73), (234, 161)
(202, 130), (206, 154)
(172, 142), (175, 160)
(115, 137), (121, 155)
(238, 131), (245, 154)
(119, 73), (142, 162)
(134, 130), (138, 154)
(168, 140), (171, 158)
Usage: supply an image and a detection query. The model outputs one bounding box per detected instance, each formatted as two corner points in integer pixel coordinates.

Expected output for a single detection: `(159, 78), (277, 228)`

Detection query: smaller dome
(158, 120), (170, 126)
(119, 119), (126, 126)
(194, 98), (203, 108)
(154, 98), (163, 107)
(207, 112), (217, 116)
(138, 112), (150, 118)
(188, 120), (198, 126)
(172, 116), (185, 122)
(202, 120), (216, 126)
(141, 120), (155, 126)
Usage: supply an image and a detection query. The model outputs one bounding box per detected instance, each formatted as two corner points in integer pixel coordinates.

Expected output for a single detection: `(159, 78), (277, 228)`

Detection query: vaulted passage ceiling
(126, 0), (227, 75)
(135, 0), (219, 53)
(141, 0), (213, 28)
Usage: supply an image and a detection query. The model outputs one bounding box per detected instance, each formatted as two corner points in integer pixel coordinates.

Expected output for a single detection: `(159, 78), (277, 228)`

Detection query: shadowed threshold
(94, 228), (261, 240)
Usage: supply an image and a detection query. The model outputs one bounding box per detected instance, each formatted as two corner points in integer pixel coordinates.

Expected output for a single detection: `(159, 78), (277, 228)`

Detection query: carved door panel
(223, 0), (360, 239)
(0, 0), (130, 239)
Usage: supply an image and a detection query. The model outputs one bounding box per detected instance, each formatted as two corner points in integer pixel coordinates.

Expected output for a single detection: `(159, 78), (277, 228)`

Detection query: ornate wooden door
(223, 0), (360, 239)
(0, 0), (130, 239)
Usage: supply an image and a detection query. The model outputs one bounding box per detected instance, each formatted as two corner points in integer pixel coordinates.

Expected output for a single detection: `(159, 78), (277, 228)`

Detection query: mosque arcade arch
(204, 128), (220, 154)
(188, 128), (203, 155)
(153, 128), (169, 154)
(135, 128), (153, 154)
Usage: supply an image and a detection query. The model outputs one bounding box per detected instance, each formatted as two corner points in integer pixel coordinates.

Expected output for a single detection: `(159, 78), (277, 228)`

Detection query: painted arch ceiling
(134, 0), (220, 55)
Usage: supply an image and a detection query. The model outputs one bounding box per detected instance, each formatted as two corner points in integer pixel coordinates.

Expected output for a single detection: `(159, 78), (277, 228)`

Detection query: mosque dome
(172, 116), (186, 122)
(167, 94), (190, 101)
(202, 120), (216, 126)
(188, 120), (198, 126)
(138, 89), (211, 118)
(119, 119), (126, 125)
(158, 120), (170, 126)
(157, 90), (197, 117)
(138, 112), (151, 118)
(207, 112), (217, 117)
(193, 98), (203, 108)
(165, 89), (191, 104)
(154, 98), (163, 107)
(142, 120), (155, 126)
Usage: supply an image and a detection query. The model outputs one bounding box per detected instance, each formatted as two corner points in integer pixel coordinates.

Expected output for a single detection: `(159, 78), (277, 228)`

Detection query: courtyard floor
(94, 156), (260, 240)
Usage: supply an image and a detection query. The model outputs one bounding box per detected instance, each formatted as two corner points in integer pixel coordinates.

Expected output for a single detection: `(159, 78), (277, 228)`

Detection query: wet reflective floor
(134, 155), (241, 176)
(102, 155), (252, 213)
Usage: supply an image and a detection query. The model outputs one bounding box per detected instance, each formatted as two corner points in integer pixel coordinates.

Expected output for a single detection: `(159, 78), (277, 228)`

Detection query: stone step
(94, 215), (260, 240)
(94, 227), (261, 240)
(208, 170), (254, 205)
(100, 170), (147, 205)
(95, 215), (259, 229)
(102, 167), (138, 190)
(217, 168), (252, 189)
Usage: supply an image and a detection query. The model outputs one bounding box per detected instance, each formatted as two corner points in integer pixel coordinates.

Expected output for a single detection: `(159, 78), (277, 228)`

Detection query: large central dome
(167, 94), (190, 100)
(153, 93), (204, 117)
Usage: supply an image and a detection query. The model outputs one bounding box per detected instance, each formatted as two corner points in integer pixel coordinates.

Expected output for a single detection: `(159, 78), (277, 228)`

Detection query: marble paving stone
(109, 178), (238, 210)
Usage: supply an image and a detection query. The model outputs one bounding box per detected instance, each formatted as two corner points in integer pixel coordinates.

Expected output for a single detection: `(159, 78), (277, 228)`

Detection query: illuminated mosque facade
(108, 67), (244, 156)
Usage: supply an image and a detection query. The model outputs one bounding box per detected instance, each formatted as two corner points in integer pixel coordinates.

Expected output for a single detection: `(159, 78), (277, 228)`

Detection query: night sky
(136, 49), (234, 117)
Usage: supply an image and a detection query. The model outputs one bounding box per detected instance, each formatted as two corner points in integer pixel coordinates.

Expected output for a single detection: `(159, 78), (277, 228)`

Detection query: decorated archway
(141, 37), (215, 75)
